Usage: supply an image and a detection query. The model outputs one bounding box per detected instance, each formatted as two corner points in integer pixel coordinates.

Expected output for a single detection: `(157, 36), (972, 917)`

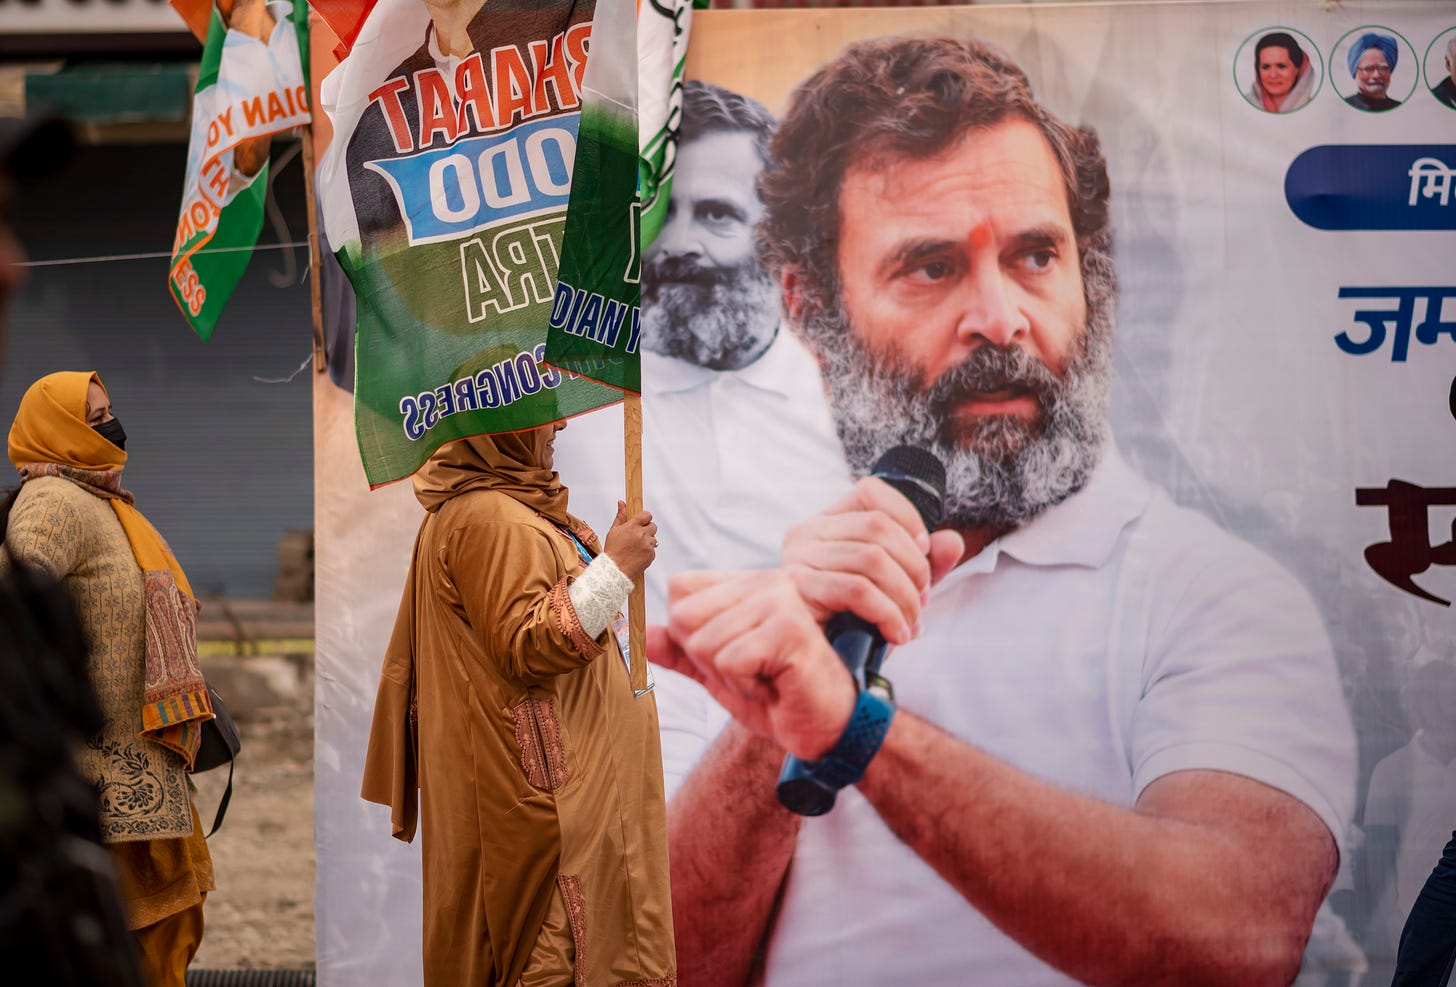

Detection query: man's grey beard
(641, 257), (780, 370)
(801, 289), (1115, 531)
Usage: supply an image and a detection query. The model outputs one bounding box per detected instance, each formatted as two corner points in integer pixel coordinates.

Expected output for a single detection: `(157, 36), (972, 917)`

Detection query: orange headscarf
(8, 371), (211, 766)
(9, 370), (125, 468)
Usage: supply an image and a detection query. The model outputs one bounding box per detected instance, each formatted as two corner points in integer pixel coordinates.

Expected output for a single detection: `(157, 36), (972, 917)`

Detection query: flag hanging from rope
(169, 0), (311, 340)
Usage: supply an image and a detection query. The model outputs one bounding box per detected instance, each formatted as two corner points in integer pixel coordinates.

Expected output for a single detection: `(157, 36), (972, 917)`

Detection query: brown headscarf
(413, 428), (570, 524)
(7, 371), (212, 767)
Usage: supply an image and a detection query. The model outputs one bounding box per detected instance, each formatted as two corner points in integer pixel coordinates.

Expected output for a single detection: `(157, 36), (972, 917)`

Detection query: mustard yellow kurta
(363, 487), (675, 987)
(5, 477), (214, 934)
(4, 371), (215, 984)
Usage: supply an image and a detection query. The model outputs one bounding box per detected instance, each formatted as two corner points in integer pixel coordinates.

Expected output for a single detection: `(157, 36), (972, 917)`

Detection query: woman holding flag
(362, 424), (676, 985)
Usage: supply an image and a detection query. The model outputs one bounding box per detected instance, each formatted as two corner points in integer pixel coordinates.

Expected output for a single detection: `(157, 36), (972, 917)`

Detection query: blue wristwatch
(776, 673), (896, 816)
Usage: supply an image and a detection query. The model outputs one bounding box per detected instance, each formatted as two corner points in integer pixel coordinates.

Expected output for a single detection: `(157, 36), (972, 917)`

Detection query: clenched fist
(604, 500), (657, 580)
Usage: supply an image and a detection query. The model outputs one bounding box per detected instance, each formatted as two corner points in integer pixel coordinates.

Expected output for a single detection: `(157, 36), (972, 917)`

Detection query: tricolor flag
(169, 0), (311, 340)
(638, 0), (708, 247)
(542, 0), (640, 390)
(317, 0), (624, 486)
(543, 0), (706, 387)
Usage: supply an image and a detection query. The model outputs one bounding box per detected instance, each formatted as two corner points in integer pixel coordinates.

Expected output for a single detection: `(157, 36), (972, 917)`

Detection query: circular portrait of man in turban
(1333, 26), (1416, 112)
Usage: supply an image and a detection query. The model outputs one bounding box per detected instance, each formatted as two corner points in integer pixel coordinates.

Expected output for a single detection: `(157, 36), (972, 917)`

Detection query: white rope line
(253, 351), (313, 385)
(17, 239), (311, 269)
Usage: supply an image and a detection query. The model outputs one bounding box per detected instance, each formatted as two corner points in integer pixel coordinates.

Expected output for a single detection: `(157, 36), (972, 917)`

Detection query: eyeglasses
(1356, 63), (1391, 75)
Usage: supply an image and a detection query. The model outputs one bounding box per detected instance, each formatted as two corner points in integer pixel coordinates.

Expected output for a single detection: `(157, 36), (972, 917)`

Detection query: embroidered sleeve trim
(550, 577), (604, 660)
(557, 873), (588, 987)
(566, 517), (601, 555)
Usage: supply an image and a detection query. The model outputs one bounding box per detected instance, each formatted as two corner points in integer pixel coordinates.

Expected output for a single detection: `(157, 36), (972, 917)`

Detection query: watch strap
(809, 676), (896, 789)
(776, 674), (896, 815)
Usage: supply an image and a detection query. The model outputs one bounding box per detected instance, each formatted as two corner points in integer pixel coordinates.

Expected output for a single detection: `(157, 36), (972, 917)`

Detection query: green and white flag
(544, 0), (707, 387)
(639, 0), (708, 247)
(318, 0), (623, 486)
(543, 0), (640, 390)
(170, 1), (310, 340)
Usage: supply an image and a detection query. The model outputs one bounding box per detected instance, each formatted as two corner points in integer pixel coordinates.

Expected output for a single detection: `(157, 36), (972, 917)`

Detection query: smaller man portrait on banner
(1429, 33), (1456, 110)
(629, 78), (847, 592)
(555, 81), (849, 777)
(1338, 29), (1408, 112)
(651, 35), (1357, 987)
(1240, 29), (1320, 113)
(642, 81), (781, 371)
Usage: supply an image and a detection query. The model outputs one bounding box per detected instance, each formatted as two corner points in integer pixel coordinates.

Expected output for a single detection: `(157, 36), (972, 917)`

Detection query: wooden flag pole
(625, 392), (648, 693)
(300, 129), (327, 375)
(302, 8), (338, 376)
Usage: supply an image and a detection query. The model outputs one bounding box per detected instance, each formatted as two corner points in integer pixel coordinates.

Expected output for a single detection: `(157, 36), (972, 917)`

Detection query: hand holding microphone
(647, 447), (960, 809)
(776, 447), (948, 815)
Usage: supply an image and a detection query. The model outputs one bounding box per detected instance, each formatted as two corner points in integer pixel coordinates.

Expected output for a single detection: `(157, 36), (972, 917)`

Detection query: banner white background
(316, 3), (1456, 983)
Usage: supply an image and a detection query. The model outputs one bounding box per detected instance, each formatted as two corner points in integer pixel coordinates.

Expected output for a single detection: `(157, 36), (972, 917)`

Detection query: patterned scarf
(7, 371), (212, 767)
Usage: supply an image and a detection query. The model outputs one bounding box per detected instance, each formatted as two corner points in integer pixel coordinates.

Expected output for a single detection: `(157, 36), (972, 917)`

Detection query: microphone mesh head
(869, 445), (946, 529)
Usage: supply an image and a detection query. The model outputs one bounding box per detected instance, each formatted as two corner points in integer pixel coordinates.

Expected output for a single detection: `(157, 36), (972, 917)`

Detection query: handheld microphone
(776, 445), (946, 816)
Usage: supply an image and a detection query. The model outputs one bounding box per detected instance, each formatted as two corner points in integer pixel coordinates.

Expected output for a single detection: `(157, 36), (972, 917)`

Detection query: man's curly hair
(681, 80), (776, 166)
(755, 35), (1115, 325)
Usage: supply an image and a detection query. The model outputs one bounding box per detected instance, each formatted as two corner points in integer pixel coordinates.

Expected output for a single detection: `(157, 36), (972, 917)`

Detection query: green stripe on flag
(545, 0), (642, 390)
(547, 102), (643, 390)
(170, 1), (310, 341)
(318, 0), (622, 486)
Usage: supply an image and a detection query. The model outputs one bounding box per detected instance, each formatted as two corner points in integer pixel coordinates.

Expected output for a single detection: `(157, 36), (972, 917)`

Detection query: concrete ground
(189, 598), (315, 971)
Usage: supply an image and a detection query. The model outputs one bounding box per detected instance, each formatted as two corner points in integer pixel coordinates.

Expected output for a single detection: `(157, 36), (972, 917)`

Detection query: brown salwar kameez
(362, 432), (675, 986)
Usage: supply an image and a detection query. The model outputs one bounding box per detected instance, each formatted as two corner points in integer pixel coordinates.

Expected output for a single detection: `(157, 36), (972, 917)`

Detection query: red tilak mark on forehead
(968, 225), (994, 251)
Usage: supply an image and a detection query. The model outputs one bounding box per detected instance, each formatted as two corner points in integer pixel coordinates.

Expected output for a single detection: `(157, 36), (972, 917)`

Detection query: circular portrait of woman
(1235, 27), (1322, 113)
(1332, 26), (1417, 113)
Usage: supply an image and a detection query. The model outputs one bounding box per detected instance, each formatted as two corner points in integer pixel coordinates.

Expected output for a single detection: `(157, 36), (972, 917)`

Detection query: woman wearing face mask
(3, 371), (213, 986)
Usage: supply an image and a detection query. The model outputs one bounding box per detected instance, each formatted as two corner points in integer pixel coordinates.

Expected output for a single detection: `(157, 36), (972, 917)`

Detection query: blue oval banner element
(1286, 144), (1456, 230)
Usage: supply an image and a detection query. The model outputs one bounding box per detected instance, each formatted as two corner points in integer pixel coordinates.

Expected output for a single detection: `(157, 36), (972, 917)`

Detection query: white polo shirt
(709, 449), (1356, 986)
(634, 329), (851, 614)
(553, 329), (849, 789)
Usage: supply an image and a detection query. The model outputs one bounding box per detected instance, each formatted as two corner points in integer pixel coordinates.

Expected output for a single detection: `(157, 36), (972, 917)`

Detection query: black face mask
(93, 417), (126, 451)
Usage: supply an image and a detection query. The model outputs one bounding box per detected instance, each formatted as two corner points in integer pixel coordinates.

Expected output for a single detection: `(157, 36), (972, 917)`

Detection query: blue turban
(1347, 33), (1397, 77)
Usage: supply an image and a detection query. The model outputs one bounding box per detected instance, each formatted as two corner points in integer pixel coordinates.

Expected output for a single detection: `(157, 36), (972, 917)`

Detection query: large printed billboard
(315, 3), (1456, 984)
